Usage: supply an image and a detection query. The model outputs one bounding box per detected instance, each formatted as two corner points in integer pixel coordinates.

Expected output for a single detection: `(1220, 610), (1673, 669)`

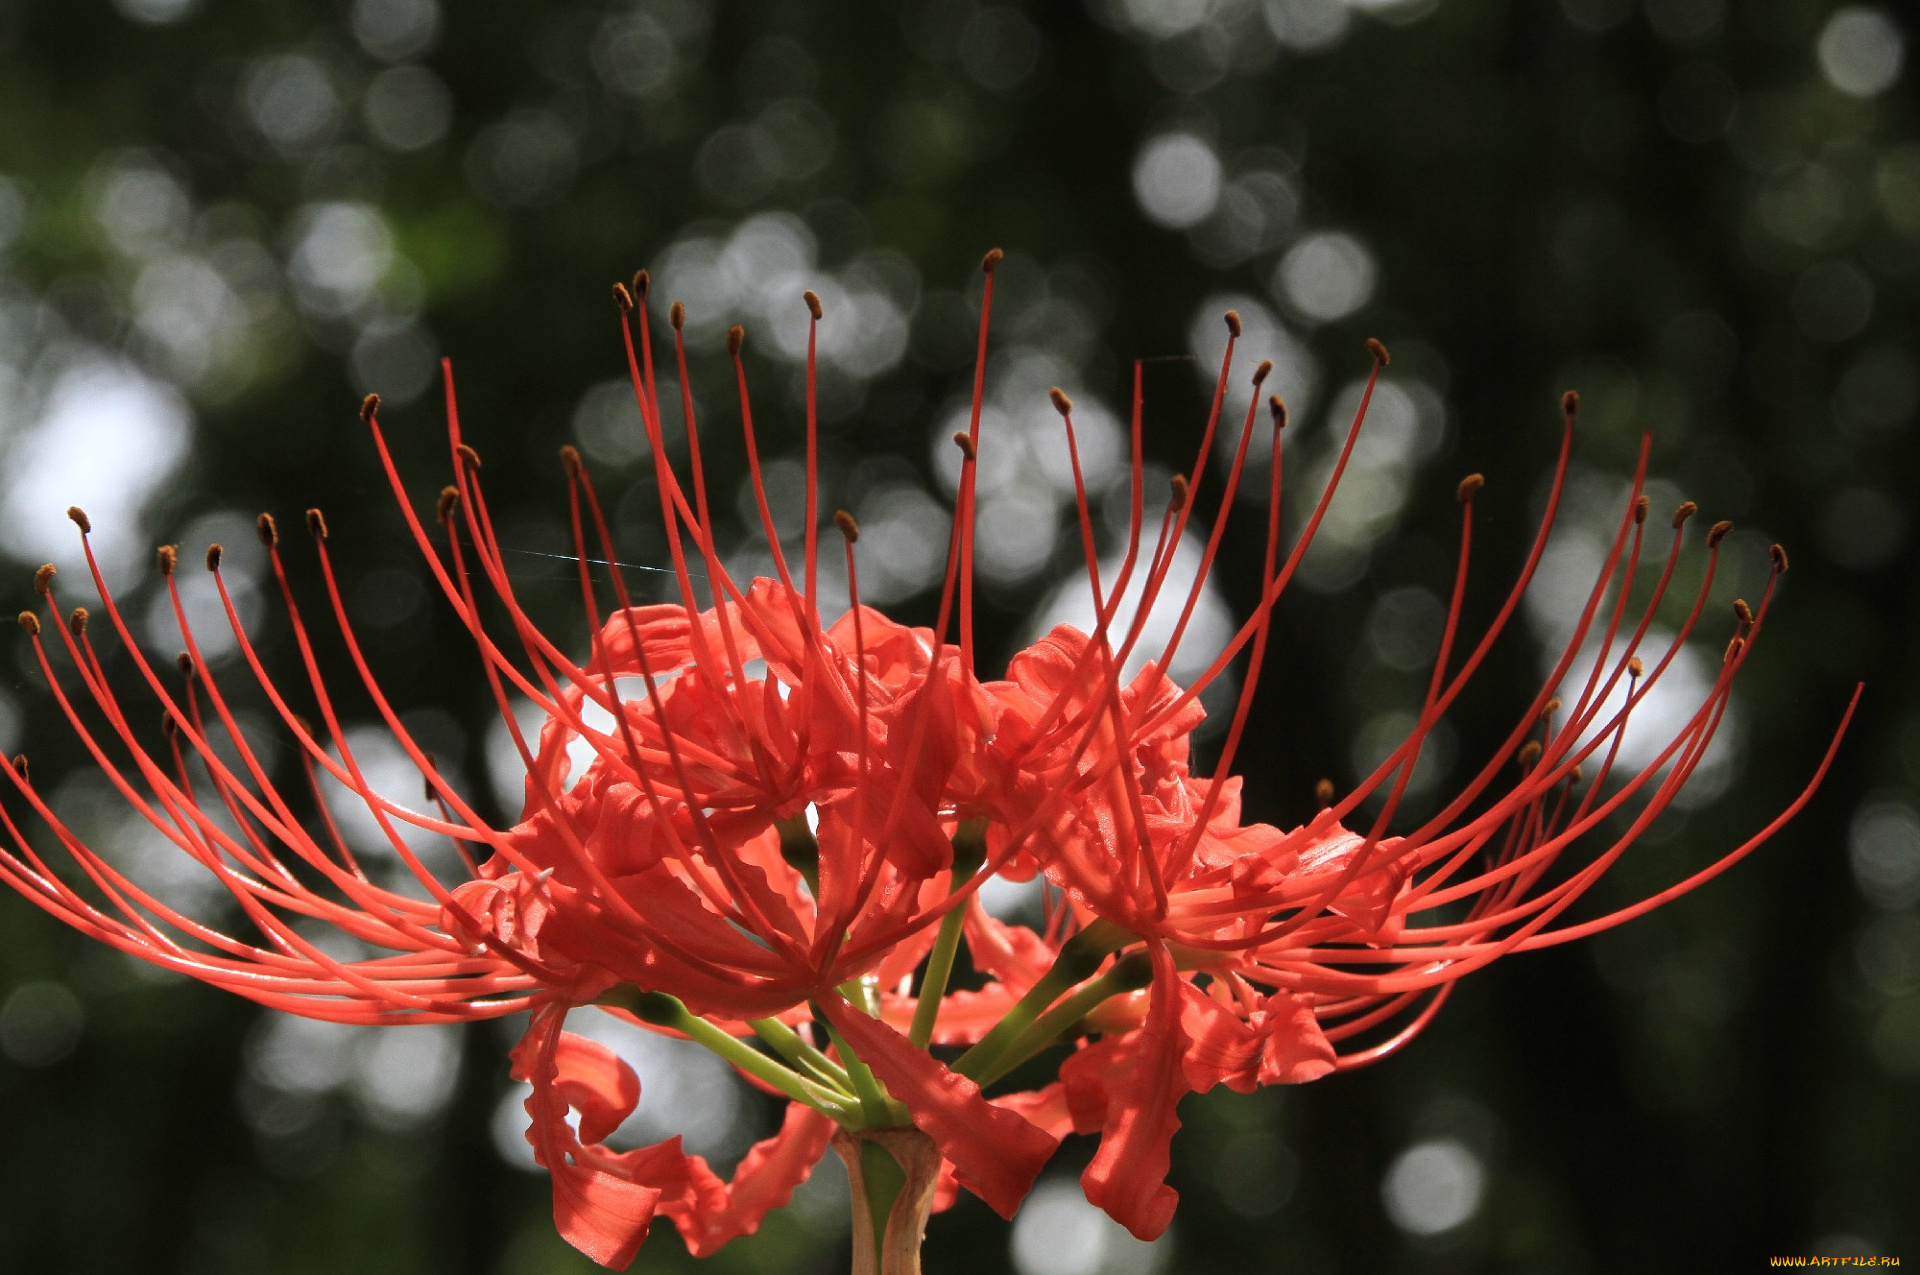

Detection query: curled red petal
(553, 1030), (643, 1145)
(1078, 948), (1188, 1241)
(819, 994), (1057, 1218)
(669, 1102), (836, 1257)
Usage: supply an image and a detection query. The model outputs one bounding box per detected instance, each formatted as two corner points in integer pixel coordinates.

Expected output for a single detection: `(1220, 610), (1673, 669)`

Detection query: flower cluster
(0, 252), (1853, 1270)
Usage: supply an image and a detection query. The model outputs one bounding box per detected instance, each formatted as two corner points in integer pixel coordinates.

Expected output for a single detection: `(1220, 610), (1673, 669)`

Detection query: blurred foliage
(0, 0), (1916, 1271)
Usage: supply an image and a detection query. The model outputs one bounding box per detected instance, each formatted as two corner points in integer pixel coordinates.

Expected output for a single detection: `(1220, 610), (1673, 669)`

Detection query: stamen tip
(669, 300), (686, 331)
(156, 544), (178, 576)
(31, 564), (54, 596)
(632, 269), (651, 300)
(559, 444), (582, 476)
(1314, 778), (1334, 809)
(10, 754), (25, 780)
(1224, 310), (1242, 338)
(1707, 519), (1733, 548)
(1517, 739), (1542, 767)
(66, 606), (87, 637)
(306, 508), (328, 541)
(1634, 494), (1650, 525)
(1770, 542), (1789, 574)
(1561, 389), (1580, 418)
(206, 543), (222, 572)
(952, 431), (977, 461)
(256, 513), (279, 547)
(1628, 655), (1645, 677)
(727, 324), (744, 356)
(457, 443), (482, 470)
(359, 392), (380, 423)
(1049, 387), (1073, 416)
(1168, 472), (1190, 513)
(436, 486), (461, 525)
(176, 651), (194, 677)
(1733, 597), (1754, 626)
(803, 289), (823, 320)
(611, 281), (634, 312)
(1671, 500), (1698, 529)
(67, 506), (91, 535)
(1366, 337), (1390, 366)
(1456, 472), (1484, 503)
(1724, 635), (1745, 664)
(833, 509), (860, 543)
(981, 247), (1003, 273)
(1251, 359), (1272, 386)
(1268, 394), (1287, 428)
(16, 611), (39, 636)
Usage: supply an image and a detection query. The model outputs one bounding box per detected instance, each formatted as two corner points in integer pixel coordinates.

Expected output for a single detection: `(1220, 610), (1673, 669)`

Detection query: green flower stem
(971, 950), (1154, 1089)
(749, 1015), (854, 1092)
(817, 1011), (911, 1129)
(951, 918), (1133, 1083)
(907, 819), (989, 1049)
(859, 1139), (909, 1262)
(611, 989), (862, 1122)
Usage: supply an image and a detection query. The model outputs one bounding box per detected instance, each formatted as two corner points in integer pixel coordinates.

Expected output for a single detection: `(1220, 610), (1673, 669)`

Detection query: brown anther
(176, 651), (194, 677)
(457, 443), (482, 470)
(982, 247), (1004, 273)
(1251, 359), (1272, 385)
(256, 512), (278, 547)
(1724, 635), (1745, 665)
(1569, 766), (1584, 786)
(162, 711), (176, 739)
(1561, 389), (1580, 418)
(1543, 697), (1562, 716)
(1634, 495), (1650, 525)
(1269, 395), (1287, 428)
(1366, 337), (1390, 366)
(1456, 473), (1485, 504)
(67, 607), (88, 637)
(1224, 311), (1242, 338)
(156, 544), (178, 576)
(206, 543), (222, 572)
(436, 486), (461, 524)
(612, 281), (634, 312)
(17, 611), (39, 636)
(632, 269), (651, 300)
(11, 755), (26, 780)
(1733, 598), (1753, 627)
(727, 324), (744, 356)
(803, 289), (823, 320)
(669, 301), (685, 330)
(422, 755), (439, 803)
(292, 714), (314, 739)
(1050, 387), (1073, 416)
(1314, 778), (1335, 809)
(1672, 501), (1697, 529)
(1517, 740), (1542, 767)
(1707, 519), (1733, 548)
(1628, 656), (1645, 677)
(306, 508), (328, 540)
(359, 392), (381, 423)
(67, 506), (91, 534)
(559, 445), (582, 476)
(952, 431), (977, 461)
(1770, 543), (1789, 574)
(32, 565), (54, 596)
(833, 510), (860, 543)
(1168, 473), (1189, 513)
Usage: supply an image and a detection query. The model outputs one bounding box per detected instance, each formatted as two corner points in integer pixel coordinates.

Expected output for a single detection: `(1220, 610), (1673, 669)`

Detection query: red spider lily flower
(0, 248), (1856, 1273)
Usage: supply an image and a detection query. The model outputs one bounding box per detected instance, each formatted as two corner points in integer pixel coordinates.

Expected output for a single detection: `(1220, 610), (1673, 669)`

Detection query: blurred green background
(0, 0), (1914, 1270)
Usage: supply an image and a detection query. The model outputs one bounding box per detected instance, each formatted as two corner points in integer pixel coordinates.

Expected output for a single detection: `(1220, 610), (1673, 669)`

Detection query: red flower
(0, 254), (1855, 1269)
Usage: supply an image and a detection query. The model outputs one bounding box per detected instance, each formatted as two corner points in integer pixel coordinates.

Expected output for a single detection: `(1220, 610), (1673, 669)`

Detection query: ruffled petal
(1078, 948), (1188, 1241)
(669, 1103), (836, 1257)
(819, 995), (1057, 1218)
(552, 1030), (642, 1145)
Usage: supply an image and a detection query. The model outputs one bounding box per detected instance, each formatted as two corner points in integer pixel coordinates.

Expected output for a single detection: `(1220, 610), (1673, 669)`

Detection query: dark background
(0, 0), (1914, 1271)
